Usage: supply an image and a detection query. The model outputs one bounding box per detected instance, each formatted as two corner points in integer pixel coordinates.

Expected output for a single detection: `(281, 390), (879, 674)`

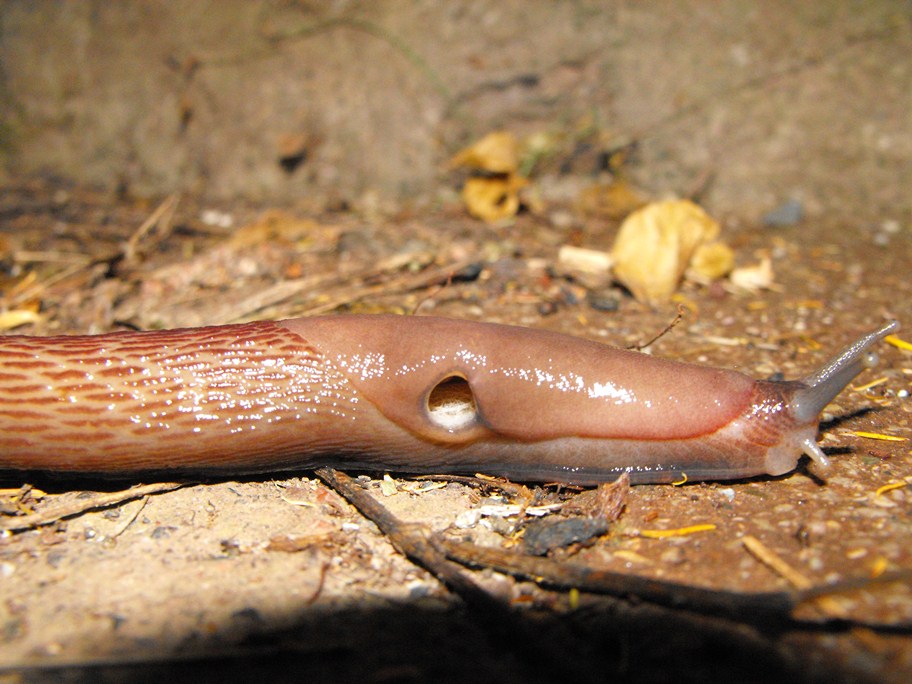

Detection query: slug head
(283, 315), (898, 482)
(780, 320), (899, 474)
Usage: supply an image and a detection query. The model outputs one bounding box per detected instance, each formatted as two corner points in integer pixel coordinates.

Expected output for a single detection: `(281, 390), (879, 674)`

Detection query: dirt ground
(0, 175), (909, 683)
(0, 5), (910, 681)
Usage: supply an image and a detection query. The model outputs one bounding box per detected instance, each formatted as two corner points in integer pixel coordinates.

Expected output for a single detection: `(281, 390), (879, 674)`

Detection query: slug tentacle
(791, 320), (899, 425)
(800, 435), (831, 471)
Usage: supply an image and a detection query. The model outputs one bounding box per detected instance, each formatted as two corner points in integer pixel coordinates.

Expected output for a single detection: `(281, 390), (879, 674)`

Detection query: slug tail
(791, 320), (899, 425)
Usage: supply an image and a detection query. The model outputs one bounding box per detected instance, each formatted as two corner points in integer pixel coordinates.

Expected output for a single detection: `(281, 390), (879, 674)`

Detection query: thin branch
(628, 303), (686, 351)
(314, 467), (602, 684)
(0, 482), (188, 532)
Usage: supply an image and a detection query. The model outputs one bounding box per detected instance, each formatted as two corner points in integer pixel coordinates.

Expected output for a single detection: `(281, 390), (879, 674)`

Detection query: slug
(0, 315), (897, 484)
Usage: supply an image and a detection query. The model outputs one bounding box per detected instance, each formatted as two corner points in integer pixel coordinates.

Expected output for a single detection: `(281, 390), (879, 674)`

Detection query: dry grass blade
(123, 193), (180, 263)
(4, 261), (98, 310)
(742, 535), (848, 621)
(280, 257), (480, 319)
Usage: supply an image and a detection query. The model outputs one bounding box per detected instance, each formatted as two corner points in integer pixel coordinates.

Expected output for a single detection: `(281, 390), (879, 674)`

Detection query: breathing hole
(427, 375), (477, 432)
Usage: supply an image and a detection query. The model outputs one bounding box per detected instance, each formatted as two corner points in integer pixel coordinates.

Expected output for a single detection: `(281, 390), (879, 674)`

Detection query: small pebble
(762, 199), (803, 227)
(454, 509), (481, 529)
(46, 551), (66, 568)
(796, 520), (828, 546)
(587, 291), (620, 312)
(200, 209), (234, 228)
(407, 580), (433, 599)
(537, 300), (559, 316)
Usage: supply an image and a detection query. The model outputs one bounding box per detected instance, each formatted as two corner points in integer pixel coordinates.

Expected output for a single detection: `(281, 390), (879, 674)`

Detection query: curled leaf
(450, 131), (529, 223)
(461, 175), (528, 223)
(449, 131), (519, 174)
(0, 309), (42, 331)
(611, 199), (721, 304)
(688, 241), (735, 283)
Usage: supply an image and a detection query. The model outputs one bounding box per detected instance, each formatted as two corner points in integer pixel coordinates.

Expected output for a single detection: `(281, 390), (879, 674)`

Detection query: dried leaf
(279, 485), (316, 506)
(0, 309), (43, 331)
(885, 334), (912, 352)
(563, 472), (629, 520)
(461, 175), (528, 223)
(611, 199), (722, 304)
(687, 241), (735, 283)
(639, 523), (716, 539)
(449, 131), (519, 174)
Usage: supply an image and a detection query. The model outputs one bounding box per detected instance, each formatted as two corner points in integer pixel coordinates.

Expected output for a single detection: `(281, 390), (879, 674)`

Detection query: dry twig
(0, 482), (188, 532)
(123, 193), (181, 263)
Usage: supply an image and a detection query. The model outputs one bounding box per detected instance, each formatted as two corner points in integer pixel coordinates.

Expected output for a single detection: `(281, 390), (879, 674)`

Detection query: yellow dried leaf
(885, 334), (912, 352)
(613, 550), (653, 565)
(854, 431), (907, 442)
(639, 523), (716, 539)
(0, 309), (42, 331)
(610, 199), (720, 304)
(875, 481), (908, 497)
(449, 131), (519, 174)
(688, 241), (735, 282)
(852, 377), (888, 392)
(462, 175), (527, 223)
